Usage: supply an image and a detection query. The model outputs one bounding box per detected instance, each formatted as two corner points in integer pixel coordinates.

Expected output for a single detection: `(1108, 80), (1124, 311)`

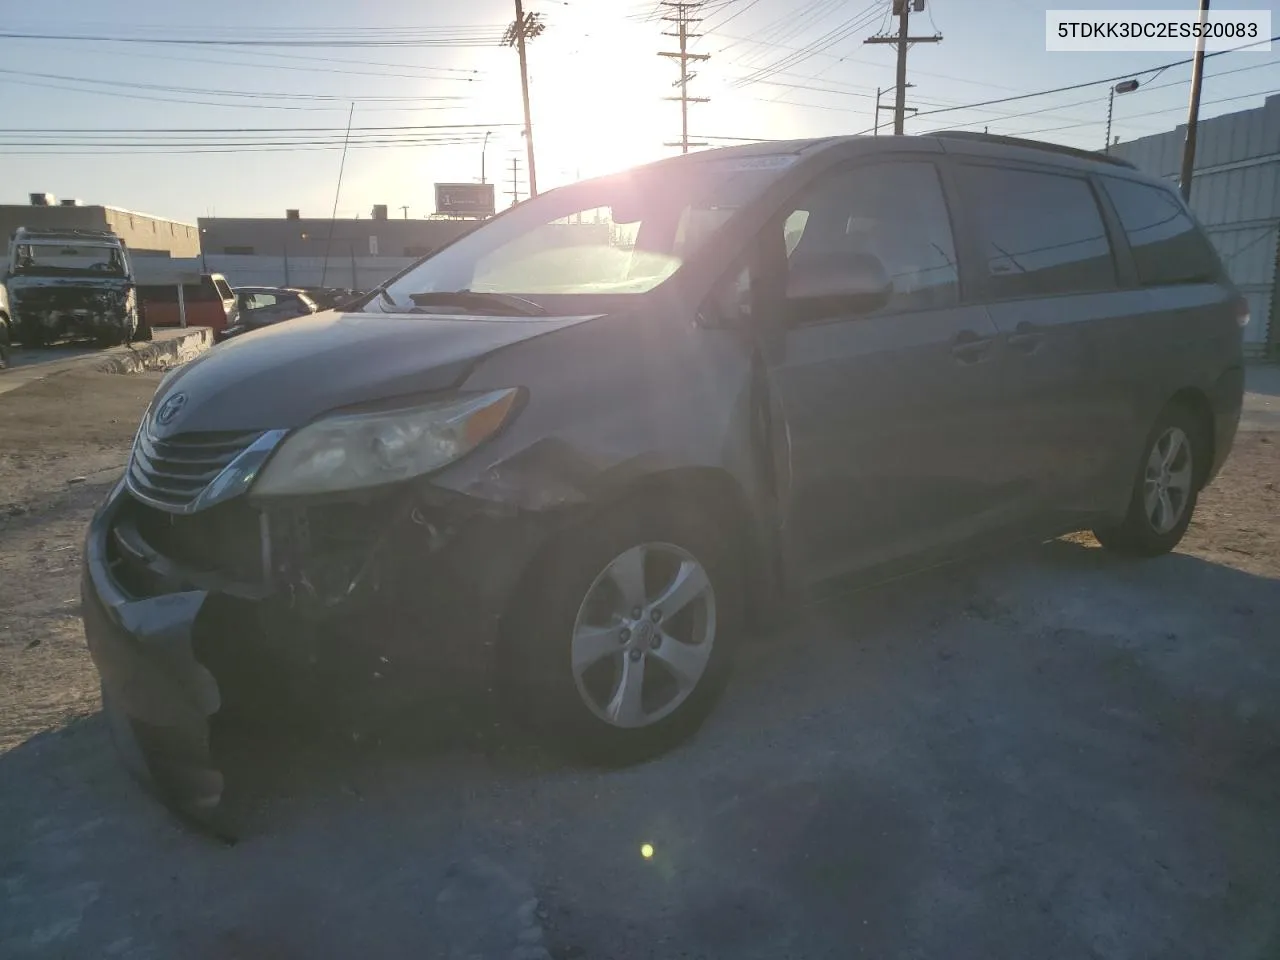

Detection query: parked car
(0, 281), (11, 368)
(3, 227), (139, 347)
(137, 273), (239, 336)
(300, 286), (363, 311)
(220, 286), (319, 341)
(82, 133), (1245, 827)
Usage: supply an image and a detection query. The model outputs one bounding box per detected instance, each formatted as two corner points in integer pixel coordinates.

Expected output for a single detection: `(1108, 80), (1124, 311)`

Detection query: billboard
(434, 183), (496, 218)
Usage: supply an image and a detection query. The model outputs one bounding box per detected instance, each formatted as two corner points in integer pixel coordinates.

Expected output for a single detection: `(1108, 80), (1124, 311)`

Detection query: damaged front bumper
(82, 490), (224, 824)
(82, 476), (564, 833)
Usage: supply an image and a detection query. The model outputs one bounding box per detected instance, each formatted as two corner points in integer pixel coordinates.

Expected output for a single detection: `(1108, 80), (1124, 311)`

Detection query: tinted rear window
(1101, 177), (1220, 286)
(959, 165), (1117, 299)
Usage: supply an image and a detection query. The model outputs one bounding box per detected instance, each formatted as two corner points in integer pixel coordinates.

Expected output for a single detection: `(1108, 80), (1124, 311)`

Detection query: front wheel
(506, 497), (740, 764)
(1093, 403), (1204, 557)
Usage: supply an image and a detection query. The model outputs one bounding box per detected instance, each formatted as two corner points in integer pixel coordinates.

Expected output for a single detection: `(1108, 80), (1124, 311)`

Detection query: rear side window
(1101, 177), (1220, 285)
(959, 165), (1116, 299)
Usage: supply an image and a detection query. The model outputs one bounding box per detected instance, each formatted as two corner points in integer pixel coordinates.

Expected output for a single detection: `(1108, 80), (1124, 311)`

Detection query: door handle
(950, 330), (995, 363)
(1007, 321), (1044, 352)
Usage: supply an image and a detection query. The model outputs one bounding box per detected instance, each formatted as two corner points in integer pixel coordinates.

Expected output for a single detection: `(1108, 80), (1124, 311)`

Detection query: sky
(0, 0), (1276, 224)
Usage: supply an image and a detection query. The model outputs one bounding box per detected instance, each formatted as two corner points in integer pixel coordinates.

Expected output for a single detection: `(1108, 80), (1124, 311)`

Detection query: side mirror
(786, 252), (892, 323)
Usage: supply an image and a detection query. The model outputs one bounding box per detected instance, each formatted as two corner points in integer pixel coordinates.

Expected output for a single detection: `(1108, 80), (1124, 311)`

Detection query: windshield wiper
(407, 290), (548, 317)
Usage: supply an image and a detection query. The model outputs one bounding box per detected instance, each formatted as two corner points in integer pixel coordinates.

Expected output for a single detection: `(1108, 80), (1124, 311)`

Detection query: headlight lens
(251, 388), (520, 497)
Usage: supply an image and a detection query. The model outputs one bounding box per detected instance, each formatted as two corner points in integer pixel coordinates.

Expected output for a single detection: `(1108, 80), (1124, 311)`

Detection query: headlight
(251, 388), (521, 497)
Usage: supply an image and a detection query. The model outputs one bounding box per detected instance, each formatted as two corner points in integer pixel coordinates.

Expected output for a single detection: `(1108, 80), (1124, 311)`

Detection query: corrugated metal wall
(1112, 94), (1280, 353)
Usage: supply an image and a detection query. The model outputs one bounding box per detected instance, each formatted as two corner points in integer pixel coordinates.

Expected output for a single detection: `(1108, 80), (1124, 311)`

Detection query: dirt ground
(0, 371), (163, 751)
(1, 366), (1278, 959)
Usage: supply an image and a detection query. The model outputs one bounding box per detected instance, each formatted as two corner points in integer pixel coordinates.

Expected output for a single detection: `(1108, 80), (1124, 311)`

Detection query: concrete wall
(197, 217), (478, 260)
(0, 205), (199, 257)
(1111, 93), (1280, 354)
(133, 255), (415, 292)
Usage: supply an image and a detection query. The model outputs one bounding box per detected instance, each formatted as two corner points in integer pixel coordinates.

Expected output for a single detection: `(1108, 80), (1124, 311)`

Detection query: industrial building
(1112, 93), (1280, 357)
(0, 194), (200, 258)
(197, 207), (476, 261)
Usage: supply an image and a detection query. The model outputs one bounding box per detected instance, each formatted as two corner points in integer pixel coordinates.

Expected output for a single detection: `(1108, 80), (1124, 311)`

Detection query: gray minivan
(82, 133), (1246, 826)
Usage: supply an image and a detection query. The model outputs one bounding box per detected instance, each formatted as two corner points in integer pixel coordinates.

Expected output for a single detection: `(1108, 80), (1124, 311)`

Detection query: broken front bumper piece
(81, 474), (563, 831)
(81, 524), (224, 825)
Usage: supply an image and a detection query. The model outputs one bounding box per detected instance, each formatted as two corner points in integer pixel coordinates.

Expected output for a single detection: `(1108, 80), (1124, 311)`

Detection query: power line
(0, 29), (506, 48)
(858, 31), (1280, 133)
(0, 67), (468, 103)
(731, 2), (881, 85)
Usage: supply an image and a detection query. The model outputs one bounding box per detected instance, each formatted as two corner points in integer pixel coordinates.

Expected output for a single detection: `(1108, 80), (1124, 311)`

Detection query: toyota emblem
(155, 392), (187, 427)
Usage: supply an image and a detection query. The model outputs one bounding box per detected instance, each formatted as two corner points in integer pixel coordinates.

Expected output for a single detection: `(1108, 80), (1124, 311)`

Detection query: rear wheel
(1093, 403), (1204, 556)
(506, 496), (740, 764)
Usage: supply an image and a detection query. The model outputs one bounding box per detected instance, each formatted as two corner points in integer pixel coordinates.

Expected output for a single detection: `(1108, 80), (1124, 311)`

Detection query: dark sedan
(219, 286), (318, 341)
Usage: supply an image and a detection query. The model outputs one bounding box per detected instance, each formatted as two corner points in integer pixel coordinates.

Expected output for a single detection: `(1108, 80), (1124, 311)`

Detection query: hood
(152, 309), (602, 436)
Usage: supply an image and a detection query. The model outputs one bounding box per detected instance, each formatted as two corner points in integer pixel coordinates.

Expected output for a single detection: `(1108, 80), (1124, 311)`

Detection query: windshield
(372, 156), (797, 311)
(11, 241), (127, 278)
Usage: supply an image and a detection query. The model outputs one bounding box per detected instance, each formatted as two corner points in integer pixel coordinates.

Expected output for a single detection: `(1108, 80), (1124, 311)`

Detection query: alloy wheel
(570, 542), (717, 729)
(1144, 426), (1194, 535)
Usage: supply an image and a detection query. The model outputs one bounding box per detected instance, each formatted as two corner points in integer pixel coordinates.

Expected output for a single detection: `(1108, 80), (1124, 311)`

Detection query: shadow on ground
(3, 539), (1280, 960)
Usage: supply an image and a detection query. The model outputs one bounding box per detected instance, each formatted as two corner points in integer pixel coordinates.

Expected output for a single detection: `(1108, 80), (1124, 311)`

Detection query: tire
(20, 317), (46, 349)
(1093, 402), (1206, 557)
(133, 308), (153, 343)
(505, 493), (742, 764)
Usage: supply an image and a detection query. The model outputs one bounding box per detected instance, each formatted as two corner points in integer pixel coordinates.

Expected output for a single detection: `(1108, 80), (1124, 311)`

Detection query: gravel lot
(1, 366), (1278, 960)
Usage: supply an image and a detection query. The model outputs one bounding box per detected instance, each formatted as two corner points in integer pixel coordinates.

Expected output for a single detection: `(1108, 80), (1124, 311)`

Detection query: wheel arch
(1166, 386), (1216, 488)
(498, 465), (774, 665)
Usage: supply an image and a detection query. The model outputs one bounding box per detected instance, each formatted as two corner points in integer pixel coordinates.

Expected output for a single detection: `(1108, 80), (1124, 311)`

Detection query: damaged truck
(81, 133), (1244, 834)
(5, 227), (140, 347)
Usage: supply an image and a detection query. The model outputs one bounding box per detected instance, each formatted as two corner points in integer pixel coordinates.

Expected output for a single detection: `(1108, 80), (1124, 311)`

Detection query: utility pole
(874, 84), (915, 135)
(508, 156), (523, 208)
(398, 205), (409, 220)
(659, 1), (710, 153)
(1180, 0), (1211, 201)
(865, 0), (942, 135)
(503, 2), (544, 198)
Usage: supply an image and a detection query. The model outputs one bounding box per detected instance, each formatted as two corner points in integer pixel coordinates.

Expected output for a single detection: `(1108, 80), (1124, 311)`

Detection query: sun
(527, 7), (675, 183)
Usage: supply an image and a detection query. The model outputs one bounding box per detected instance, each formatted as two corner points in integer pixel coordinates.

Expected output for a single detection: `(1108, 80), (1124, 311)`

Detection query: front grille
(108, 494), (266, 597)
(131, 496), (264, 580)
(127, 427), (262, 511)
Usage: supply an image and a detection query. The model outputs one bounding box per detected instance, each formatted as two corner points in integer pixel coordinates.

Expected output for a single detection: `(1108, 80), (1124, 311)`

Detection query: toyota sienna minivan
(82, 133), (1246, 826)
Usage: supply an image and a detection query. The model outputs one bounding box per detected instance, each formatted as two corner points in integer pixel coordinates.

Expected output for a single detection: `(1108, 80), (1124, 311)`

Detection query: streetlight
(874, 83), (915, 136)
(1105, 79), (1140, 153)
(481, 130), (492, 184)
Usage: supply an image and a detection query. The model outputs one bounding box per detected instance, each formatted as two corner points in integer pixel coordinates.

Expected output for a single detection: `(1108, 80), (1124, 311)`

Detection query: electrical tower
(864, 0), (942, 135)
(503, 0), (544, 197)
(658, 1), (709, 154)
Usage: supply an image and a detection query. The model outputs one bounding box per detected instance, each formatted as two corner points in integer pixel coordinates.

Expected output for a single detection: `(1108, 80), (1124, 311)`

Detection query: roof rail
(12, 226), (121, 241)
(931, 131), (1136, 169)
